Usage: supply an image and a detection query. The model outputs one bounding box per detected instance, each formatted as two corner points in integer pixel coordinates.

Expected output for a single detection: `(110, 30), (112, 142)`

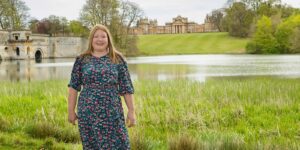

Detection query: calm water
(0, 54), (300, 82)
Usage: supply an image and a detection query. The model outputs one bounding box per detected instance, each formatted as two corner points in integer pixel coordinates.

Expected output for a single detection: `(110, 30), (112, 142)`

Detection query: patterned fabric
(68, 54), (134, 150)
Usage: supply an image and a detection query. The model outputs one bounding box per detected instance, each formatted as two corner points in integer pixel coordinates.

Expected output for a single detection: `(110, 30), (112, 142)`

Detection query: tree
(80, 0), (123, 48)
(60, 17), (70, 36)
(224, 2), (254, 37)
(119, 1), (143, 33)
(30, 18), (89, 37)
(0, 0), (29, 29)
(48, 15), (63, 36)
(80, 0), (119, 27)
(69, 20), (89, 37)
(28, 18), (39, 33)
(80, 0), (143, 55)
(246, 16), (278, 53)
(36, 19), (51, 34)
(116, 1), (143, 55)
(247, 14), (300, 54)
(241, 0), (263, 12)
(209, 9), (224, 32)
(0, 0), (11, 29)
(256, 1), (279, 17)
(35, 15), (71, 36)
(224, 0), (236, 8)
(275, 14), (300, 53)
(241, 0), (281, 13)
(277, 4), (300, 18)
(290, 28), (300, 53)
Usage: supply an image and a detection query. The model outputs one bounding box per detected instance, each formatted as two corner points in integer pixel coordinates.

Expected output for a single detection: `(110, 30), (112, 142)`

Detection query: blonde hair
(81, 24), (123, 63)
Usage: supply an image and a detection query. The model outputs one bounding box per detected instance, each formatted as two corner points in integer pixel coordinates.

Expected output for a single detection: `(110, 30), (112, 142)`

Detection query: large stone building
(130, 15), (218, 35)
(0, 30), (88, 60)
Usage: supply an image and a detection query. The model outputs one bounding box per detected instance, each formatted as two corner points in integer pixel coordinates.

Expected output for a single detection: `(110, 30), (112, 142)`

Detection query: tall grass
(0, 77), (299, 149)
(0, 80), (82, 149)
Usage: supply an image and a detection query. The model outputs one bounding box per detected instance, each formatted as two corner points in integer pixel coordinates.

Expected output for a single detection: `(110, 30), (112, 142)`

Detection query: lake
(0, 54), (299, 82)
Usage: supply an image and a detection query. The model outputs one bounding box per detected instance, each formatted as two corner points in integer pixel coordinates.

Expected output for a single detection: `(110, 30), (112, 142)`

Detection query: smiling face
(92, 29), (109, 52)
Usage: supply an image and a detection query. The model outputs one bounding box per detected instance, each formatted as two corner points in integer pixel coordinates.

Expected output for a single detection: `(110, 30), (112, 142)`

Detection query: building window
(27, 36), (30, 40)
(12, 33), (20, 41)
(5, 47), (8, 50)
(16, 47), (20, 56)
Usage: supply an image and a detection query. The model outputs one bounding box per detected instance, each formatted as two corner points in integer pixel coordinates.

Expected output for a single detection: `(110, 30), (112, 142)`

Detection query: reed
(0, 77), (299, 149)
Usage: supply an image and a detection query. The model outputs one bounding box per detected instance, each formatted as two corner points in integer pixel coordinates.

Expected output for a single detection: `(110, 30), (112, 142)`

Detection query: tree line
(207, 0), (300, 54)
(0, 0), (143, 55)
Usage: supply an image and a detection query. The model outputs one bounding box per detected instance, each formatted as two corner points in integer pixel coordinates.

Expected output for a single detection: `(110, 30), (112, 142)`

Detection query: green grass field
(0, 78), (299, 149)
(137, 32), (249, 55)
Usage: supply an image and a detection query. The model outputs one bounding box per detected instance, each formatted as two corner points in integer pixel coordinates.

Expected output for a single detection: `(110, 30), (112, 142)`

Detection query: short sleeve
(68, 57), (82, 92)
(118, 58), (134, 95)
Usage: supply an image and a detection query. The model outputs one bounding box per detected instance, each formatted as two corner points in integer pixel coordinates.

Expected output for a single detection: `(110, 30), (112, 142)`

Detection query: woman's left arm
(124, 94), (136, 127)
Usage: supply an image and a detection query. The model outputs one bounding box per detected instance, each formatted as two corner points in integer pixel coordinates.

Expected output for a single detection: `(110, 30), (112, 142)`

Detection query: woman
(67, 24), (135, 149)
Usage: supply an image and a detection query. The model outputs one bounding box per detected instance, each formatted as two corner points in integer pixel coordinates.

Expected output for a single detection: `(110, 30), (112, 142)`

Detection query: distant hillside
(137, 32), (249, 55)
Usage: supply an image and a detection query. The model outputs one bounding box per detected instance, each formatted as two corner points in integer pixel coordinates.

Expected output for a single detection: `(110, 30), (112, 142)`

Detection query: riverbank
(137, 32), (249, 55)
(0, 78), (299, 149)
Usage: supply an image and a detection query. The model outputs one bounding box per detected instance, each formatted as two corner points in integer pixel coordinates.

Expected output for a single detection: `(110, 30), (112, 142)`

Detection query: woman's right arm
(68, 57), (83, 125)
(68, 87), (78, 125)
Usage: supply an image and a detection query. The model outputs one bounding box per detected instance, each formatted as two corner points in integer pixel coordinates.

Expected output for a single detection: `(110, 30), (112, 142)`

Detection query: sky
(23, 0), (300, 25)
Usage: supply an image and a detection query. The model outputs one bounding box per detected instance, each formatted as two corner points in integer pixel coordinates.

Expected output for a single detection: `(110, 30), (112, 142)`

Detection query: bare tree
(119, 1), (143, 33)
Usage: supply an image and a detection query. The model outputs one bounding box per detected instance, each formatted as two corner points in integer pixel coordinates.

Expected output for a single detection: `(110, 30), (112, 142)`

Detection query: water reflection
(0, 55), (299, 82)
(0, 58), (72, 81)
(4, 60), (21, 81)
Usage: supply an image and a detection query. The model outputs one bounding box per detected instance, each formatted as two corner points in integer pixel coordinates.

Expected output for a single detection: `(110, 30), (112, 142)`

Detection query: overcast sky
(23, 0), (300, 25)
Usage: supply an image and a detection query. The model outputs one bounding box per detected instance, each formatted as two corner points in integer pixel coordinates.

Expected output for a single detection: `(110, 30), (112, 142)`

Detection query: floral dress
(68, 54), (134, 150)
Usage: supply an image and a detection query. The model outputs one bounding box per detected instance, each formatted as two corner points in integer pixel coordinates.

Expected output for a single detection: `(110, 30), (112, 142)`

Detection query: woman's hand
(126, 111), (136, 127)
(68, 88), (78, 125)
(68, 111), (78, 125)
